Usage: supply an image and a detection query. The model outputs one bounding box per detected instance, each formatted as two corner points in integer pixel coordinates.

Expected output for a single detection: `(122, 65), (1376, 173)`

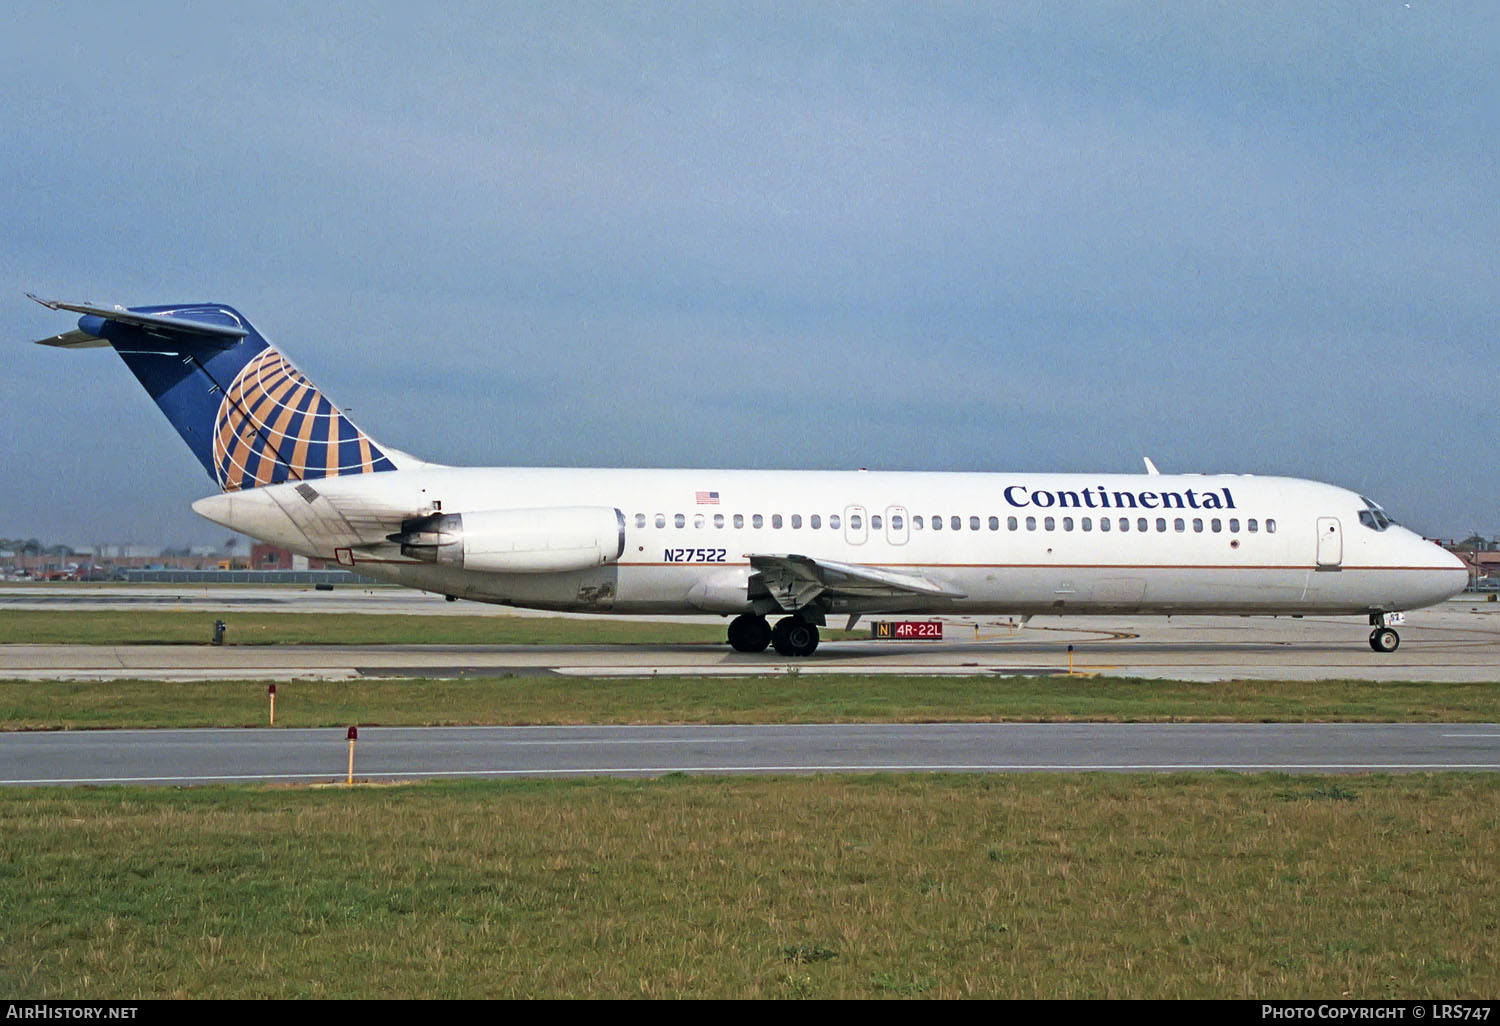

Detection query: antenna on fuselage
(1143, 457), (1161, 476)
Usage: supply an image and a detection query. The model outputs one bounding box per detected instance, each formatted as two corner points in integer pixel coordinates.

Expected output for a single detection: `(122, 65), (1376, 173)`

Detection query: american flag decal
(695, 491), (720, 505)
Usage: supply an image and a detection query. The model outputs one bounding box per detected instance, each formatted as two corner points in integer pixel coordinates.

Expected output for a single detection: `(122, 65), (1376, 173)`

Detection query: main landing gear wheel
(771, 616), (820, 657)
(727, 613), (772, 653)
(1369, 627), (1400, 653)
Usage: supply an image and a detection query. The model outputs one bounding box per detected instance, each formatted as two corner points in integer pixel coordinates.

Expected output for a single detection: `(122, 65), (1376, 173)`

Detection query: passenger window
(951, 516), (961, 531)
(1007, 516), (1018, 531)
(811, 514), (822, 529)
(1211, 518), (1221, 533)
(932, 516), (942, 531)
(1267, 519), (1277, 533)
(1026, 516), (1037, 531)
(1138, 518), (1149, 532)
(655, 514), (666, 529)
(913, 516), (922, 529)
(635, 513), (646, 529)
(969, 516), (980, 531)
(1062, 517), (1074, 531)
(1174, 518), (1186, 532)
(988, 516), (999, 531)
(1229, 518), (1239, 532)
(772, 514), (783, 529)
(694, 514), (706, 529)
(1082, 517), (1092, 532)
(891, 514), (903, 529)
(1044, 517), (1055, 531)
(713, 514), (724, 529)
(1156, 518), (1167, 532)
(849, 514), (861, 529)
(871, 514), (882, 529)
(830, 514), (841, 530)
(674, 514), (685, 528)
(733, 514), (744, 529)
(752, 514), (763, 529)
(791, 514), (802, 529)
(1248, 519), (1258, 532)
(1099, 517), (1110, 532)
(1192, 518), (1203, 533)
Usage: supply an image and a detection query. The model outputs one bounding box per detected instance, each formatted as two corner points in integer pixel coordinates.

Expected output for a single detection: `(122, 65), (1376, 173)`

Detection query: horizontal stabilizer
(28, 294), (247, 349)
(34, 328), (109, 349)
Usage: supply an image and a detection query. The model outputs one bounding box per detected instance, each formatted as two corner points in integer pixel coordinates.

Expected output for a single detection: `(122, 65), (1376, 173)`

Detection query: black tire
(771, 616), (820, 657)
(727, 614), (772, 653)
(1369, 627), (1400, 653)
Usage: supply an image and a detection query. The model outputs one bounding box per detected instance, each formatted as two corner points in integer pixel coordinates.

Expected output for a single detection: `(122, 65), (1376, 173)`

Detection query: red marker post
(346, 726), (358, 785)
(268, 683), (276, 726)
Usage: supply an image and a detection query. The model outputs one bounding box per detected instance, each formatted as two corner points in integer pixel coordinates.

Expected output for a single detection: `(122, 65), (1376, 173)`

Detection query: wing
(747, 553), (965, 612)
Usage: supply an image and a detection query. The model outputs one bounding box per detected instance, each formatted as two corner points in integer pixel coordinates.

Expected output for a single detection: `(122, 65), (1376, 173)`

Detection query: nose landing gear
(1368, 613), (1400, 653)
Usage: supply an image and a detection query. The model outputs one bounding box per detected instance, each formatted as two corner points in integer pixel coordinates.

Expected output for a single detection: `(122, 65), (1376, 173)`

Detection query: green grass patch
(3, 675), (1499, 730)
(2, 773), (1496, 998)
(0, 609), (731, 646)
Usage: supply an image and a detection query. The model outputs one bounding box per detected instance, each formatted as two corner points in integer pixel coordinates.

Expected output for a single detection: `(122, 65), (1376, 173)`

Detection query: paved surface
(2, 595), (1497, 681)
(4, 722), (1498, 786)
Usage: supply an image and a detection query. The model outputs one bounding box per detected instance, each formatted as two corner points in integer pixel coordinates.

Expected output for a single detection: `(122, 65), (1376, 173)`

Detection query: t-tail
(29, 296), (404, 492)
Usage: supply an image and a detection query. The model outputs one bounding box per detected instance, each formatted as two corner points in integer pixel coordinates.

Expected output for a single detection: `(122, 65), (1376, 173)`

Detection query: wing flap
(748, 553), (964, 611)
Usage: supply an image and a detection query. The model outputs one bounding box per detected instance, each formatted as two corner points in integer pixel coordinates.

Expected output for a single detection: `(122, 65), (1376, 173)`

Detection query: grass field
(5, 601), (1497, 998)
(2, 773), (1496, 999)
(0, 609), (733, 646)
(4, 675), (1500, 730)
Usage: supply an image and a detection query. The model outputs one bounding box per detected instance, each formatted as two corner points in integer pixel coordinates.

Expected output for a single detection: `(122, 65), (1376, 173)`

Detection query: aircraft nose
(1427, 542), (1471, 603)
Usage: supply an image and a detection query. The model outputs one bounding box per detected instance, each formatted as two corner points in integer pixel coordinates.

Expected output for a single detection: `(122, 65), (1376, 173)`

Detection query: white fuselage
(193, 467), (1468, 619)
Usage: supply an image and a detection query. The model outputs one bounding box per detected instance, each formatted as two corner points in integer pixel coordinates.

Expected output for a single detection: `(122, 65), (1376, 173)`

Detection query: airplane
(29, 295), (1469, 656)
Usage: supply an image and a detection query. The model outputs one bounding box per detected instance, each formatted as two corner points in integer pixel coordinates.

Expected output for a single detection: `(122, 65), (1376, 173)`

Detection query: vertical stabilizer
(30, 297), (400, 491)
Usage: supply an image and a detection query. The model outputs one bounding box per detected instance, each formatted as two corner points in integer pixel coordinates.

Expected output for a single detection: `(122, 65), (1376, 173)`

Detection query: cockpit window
(1357, 496), (1395, 532)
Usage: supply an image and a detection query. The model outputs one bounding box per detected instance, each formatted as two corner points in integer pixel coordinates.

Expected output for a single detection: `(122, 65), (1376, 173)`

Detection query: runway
(4, 722), (1499, 786)
(2, 601), (1498, 681)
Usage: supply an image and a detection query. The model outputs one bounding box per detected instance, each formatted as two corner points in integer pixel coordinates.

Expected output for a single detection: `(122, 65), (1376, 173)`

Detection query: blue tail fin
(31, 297), (400, 492)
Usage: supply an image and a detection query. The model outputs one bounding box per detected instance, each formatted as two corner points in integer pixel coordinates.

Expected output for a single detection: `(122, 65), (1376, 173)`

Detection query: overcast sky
(2, 2), (1495, 548)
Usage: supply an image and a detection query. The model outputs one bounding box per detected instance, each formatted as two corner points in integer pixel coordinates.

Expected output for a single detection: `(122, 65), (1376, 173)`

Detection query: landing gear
(770, 615), (820, 657)
(1368, 613), (1401, 653)
(727, 613), (772, 653)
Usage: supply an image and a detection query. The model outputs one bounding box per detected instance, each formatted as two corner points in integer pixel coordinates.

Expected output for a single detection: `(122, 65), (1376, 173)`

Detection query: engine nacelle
(388, 506), (625, 574)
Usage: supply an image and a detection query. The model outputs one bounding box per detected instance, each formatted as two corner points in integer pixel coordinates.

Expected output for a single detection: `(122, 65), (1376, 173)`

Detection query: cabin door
(1316, 517), (1343, 570)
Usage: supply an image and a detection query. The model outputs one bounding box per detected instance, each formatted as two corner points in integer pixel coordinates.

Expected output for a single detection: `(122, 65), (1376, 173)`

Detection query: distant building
(1444, 545), (1500, 590)
(250, 542), (330, 571)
